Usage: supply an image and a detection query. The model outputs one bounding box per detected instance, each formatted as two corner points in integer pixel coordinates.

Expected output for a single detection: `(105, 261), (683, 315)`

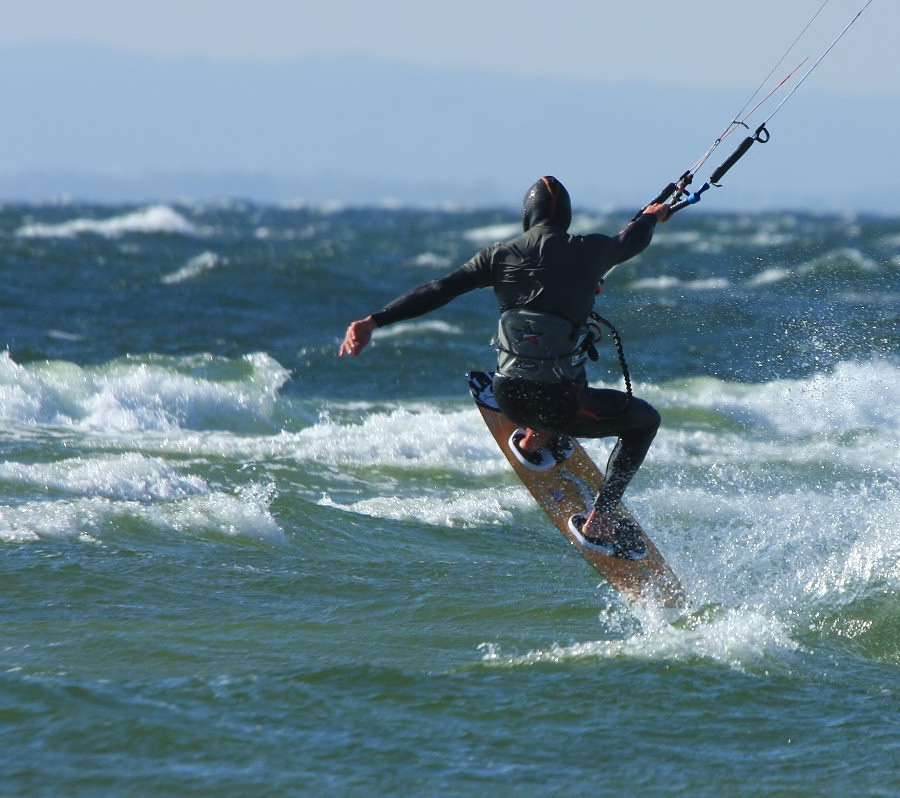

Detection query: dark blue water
(1, 202), (897, 796)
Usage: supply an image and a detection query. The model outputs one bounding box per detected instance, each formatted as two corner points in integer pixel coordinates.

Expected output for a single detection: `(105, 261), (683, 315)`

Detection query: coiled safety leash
(587, 311), (633, 406)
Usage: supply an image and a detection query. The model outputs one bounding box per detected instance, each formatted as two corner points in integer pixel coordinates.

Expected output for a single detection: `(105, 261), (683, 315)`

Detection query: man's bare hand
(643, 202), (671, 223)
(339, 316), (377, 357)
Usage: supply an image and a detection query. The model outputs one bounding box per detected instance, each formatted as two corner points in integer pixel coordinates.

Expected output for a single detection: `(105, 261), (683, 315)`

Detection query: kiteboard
(468, 370), (685, 607)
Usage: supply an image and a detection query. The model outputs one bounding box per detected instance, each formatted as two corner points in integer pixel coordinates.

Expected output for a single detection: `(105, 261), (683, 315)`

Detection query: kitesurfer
(339, 176), (669, 559)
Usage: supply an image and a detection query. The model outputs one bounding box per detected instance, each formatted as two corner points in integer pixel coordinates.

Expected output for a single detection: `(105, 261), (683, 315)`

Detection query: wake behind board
(468, 371), (685, 608)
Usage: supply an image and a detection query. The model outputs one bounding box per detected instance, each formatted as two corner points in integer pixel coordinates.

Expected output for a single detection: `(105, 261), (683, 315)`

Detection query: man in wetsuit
(340, 176), (668, 559)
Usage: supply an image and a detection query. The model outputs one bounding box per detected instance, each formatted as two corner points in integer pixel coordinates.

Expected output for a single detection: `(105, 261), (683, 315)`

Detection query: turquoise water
(1, 202), (898, 796)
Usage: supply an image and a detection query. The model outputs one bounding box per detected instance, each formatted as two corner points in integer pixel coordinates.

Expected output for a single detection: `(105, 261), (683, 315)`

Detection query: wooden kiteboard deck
(468, 371), (685, 608)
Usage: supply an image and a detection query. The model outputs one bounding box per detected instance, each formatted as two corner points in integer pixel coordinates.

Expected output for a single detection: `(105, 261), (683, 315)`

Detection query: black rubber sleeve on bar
(631, 181), (677, 221)
(710, 136), (755, 185)
(651, 182), (677, 205)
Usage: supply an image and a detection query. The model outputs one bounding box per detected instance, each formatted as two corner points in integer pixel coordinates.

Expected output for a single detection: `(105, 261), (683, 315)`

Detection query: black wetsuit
(371, 212), (661, 515)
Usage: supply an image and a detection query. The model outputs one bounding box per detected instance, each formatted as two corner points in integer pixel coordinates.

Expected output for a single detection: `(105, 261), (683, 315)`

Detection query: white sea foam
(647, 359), (900, 437)
(371, 319), (463, 340)
(476, 475), (896, 671)
(0, 454), (208, 502)
(650, 424), (897, 477)
(161, 251), (223, 284)
(638, 481), (899, 606)
(568, 213), (614, 234)
(0, 351), (289, 433)
(410, 252), (452, 269)
(149, 482), (283, 542)
(16, 205), (196, 238)
(462, 222), (520, 245)
(746, 267), (789, 287)
(0, 483), (284, 545)
(629, 275), (731, 291)
(741, 248), (886, 287)
(628, 276), (681, 291)
(318, 486), (523, 528)
(0, 496), (112, 543)
(481, 605), (799, 672)
(652, 230), (704, 248)
(295, 406), (504, 475)
(797, 247), (882, 275)
(1, 352), (893, 474)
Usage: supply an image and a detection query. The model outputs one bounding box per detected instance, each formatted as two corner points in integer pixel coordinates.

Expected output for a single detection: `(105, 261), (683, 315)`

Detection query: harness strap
(589, 312), (633, 405)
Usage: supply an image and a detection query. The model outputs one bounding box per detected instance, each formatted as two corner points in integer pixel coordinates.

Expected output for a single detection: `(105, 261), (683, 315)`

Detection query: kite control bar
(629, 0), (873, 222)
(634, 120), (770, 222)
(709, 124), (770, 186)
(632, 170), (711, 222)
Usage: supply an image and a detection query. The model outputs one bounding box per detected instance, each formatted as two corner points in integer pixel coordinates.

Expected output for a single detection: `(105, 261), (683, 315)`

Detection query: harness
(495, 308), (588, 383)
(494, 308), (633, 404)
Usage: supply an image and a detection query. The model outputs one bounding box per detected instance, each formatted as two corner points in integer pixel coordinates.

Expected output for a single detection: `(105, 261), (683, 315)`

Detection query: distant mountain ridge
(1, 43), (896, 211)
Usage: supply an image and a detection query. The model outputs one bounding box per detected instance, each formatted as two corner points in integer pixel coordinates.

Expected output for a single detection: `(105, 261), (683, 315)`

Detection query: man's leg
(567, 389), (660, 556)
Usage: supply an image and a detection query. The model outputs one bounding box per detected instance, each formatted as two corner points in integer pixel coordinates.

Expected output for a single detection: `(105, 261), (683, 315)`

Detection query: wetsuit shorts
(492, 375), (660, 440)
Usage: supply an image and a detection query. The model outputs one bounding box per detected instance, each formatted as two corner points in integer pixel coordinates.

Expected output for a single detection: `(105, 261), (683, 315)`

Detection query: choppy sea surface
(1, 201), (898, 796)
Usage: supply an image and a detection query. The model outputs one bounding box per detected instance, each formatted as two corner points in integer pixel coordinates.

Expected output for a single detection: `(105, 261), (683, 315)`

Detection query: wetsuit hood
(522, 175), (572, 232)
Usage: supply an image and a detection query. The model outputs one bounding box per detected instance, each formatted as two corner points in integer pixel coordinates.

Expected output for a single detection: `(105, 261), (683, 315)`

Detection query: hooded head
(522, 175), (572, 232)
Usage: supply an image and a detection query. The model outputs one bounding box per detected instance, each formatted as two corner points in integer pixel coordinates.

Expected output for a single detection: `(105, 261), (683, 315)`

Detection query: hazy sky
(2, 0), (894, 94)
(2, 0), (895, 210)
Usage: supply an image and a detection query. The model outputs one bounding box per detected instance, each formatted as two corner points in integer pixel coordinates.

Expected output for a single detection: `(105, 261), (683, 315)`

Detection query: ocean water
(1, 201), (897, 796)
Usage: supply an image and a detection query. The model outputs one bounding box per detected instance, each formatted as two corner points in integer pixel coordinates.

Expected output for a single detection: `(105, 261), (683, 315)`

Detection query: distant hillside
(0, 43), (897, 211)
